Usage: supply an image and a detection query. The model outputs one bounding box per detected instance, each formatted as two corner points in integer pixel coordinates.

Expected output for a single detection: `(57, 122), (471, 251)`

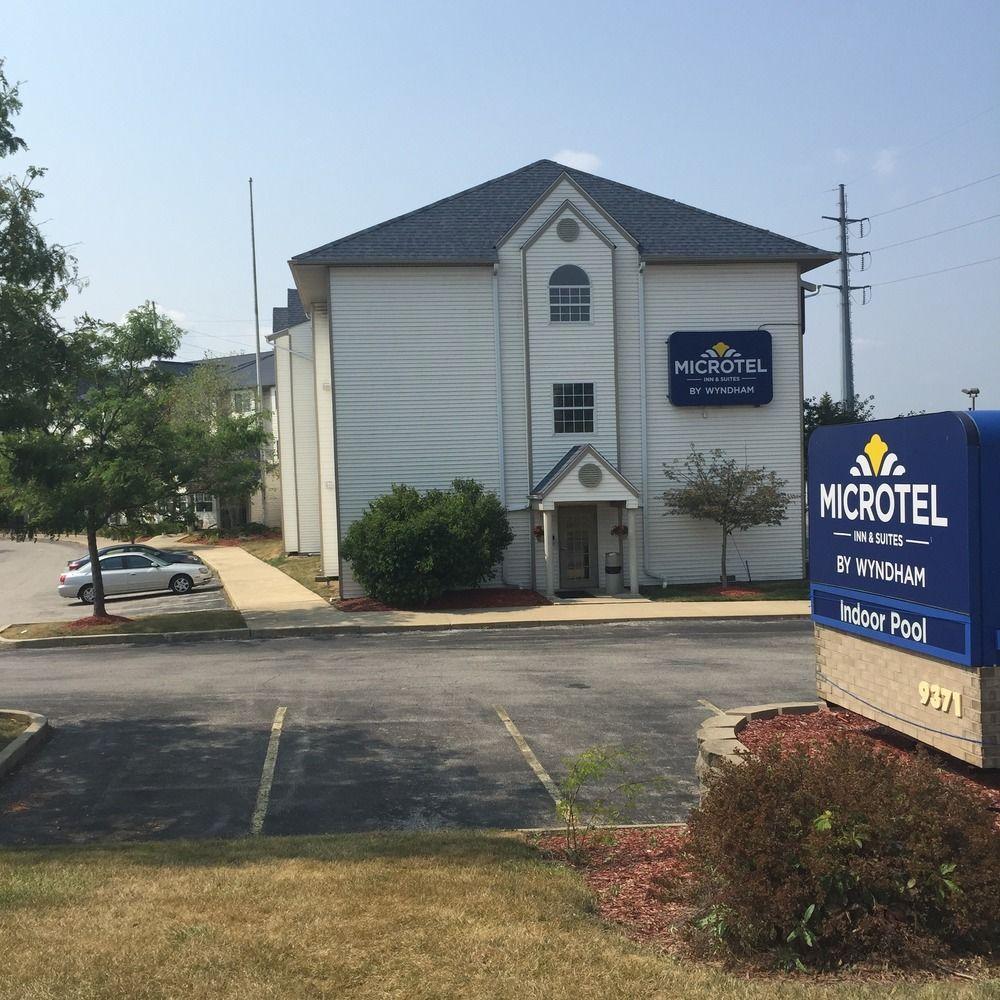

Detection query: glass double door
(557, 505), (598, 589)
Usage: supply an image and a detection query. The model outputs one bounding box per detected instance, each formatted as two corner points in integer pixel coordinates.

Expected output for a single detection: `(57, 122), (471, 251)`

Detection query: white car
(58, 552), (215, 605)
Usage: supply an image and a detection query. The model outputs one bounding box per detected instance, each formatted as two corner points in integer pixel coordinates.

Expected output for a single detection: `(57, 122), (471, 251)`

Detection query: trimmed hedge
(341, 479), (513, 606)
(685, 740), (1000, 969)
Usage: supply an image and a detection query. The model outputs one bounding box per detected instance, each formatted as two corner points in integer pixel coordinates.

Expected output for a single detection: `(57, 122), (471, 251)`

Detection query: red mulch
(336, 588), (552, 613)
(536, 827), (695, 946)
(741, 707), (1000, 819)
(704, 585), (763, 598)
(67, 614), (132, 630)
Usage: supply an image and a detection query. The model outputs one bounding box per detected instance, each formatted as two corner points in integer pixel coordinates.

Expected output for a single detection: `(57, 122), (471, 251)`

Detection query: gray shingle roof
(156, 351), (275, 390)
(271, 288), (308, 335)
(292, 159), (836, 269)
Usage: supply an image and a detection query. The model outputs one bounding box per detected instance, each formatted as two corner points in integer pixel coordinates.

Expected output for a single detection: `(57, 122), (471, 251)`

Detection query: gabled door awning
(530, 445), (640, 510)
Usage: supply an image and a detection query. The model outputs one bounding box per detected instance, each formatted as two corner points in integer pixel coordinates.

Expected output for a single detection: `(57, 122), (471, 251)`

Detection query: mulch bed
(740, 708), (1000, 818)
(536, 827), (694, 947)
(67, 614), (132, 630)
(336, 588), (552, 612)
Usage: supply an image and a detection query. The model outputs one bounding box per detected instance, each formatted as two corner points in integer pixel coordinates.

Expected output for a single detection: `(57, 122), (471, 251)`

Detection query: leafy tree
(0, 59), (81, 433)
(342, 479), (513, 606)
(2, 305), (185, 617)
(803, 392), (875, 449)
(167, 360), (271, 530)
(663, 447), (794, 585)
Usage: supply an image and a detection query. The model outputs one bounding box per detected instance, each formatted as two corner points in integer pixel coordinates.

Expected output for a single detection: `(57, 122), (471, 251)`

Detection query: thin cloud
(833, 147), (852, 165)
(552, 149), (602, 172)
(872, 149), (898, 177)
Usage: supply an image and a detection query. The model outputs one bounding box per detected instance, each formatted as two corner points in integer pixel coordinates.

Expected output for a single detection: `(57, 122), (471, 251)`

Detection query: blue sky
(5, 0), (999, 416)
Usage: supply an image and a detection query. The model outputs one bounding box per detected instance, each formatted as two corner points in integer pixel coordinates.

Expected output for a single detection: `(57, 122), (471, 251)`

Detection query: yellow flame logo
(711, 341), (730, 357)
(850, 433), (906, 478)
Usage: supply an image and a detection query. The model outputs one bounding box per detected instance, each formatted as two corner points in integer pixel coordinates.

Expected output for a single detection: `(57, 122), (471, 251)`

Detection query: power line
(868, 212), (1000, 252)
(794, 169), (1000, 238)
(869, 170), (1000, 219)
(872, 255), (1000, 287)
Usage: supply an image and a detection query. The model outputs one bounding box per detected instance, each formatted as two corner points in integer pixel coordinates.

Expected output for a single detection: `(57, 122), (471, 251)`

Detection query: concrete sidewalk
(158, 537), (809, 634)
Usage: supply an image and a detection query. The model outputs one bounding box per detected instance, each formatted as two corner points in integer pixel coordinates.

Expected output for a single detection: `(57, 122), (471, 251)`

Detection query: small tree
(663, 447), (794, 584)
(342, 479), (513, 606)
(3, 305), (185, 617)
(167, 360), (271, 530)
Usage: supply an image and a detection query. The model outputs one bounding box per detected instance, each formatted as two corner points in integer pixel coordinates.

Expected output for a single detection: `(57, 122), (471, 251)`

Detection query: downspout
(638, 260), (668, 587)
(493, 263), (512, 586)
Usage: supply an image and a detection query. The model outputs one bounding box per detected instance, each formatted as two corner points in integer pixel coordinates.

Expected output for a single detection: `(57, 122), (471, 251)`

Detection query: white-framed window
(232, 389), (257, 413)
(553, 382), (594, 434)
(191, 492), (214, 513)
(549, 265), (591, 322)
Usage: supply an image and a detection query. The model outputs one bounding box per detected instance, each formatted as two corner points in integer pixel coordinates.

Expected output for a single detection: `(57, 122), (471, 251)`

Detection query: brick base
(815, 626), (1000, 769)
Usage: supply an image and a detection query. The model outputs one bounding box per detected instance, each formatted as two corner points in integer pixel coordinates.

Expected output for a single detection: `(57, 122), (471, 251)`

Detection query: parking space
(0, 619), (815, 844)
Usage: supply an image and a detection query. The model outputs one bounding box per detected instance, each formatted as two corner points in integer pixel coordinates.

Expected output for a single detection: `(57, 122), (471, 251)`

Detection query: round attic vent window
(578, 463), (602, 488)
(556, 216), (580, 242)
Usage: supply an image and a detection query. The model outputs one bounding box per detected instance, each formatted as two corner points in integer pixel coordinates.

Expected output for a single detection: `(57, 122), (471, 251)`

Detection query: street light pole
(961, 387), (980, 411)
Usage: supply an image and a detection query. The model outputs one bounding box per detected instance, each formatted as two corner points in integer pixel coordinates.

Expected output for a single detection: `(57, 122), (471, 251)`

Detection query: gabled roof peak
(291, 160), (837, 270)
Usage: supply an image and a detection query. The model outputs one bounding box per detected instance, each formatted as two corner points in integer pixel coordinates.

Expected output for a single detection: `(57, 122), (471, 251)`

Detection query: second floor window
(233, 389), (257, 413)
(553, 382), (594, 434)
(549, 265), (590, 322)
(191, 492), (214, 512)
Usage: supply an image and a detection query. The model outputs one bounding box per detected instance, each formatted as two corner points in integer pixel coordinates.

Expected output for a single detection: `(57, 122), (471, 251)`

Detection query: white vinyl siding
(288, 320), (321, 553)
(312, 305), (340, 577)
(642, 263), (804, 583)
(274, 333), (299, 552)
(329, 266), (500, 597)
(525, 211), (617, 481)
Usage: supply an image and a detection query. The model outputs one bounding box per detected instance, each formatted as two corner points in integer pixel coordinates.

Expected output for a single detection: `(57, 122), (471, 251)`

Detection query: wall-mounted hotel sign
(668, 330), (773, 406)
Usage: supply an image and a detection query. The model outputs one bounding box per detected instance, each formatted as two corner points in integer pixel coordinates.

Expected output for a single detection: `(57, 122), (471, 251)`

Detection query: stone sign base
(815, 626), (999, 769)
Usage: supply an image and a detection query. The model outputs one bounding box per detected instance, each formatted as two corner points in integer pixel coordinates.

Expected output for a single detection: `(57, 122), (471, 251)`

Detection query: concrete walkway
(150, 535), (810, 634)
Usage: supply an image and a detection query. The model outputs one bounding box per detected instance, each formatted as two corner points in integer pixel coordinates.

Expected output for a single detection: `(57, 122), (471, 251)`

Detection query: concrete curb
(0, 709), (51, 780)
(0, 610), (810, 650)
(0, 628), (252, 650)
(695, 701), (823, 790)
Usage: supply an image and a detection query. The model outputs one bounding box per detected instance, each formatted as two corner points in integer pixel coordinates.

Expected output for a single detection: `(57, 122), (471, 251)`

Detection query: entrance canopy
(530, 445), (640, 510)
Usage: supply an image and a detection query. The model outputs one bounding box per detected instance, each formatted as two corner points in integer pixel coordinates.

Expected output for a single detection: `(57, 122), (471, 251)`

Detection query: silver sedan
(58, 552), (216, 605)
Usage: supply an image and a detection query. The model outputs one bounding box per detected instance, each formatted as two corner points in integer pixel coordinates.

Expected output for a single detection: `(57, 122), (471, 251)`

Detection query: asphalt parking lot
(0, 537), (228, 625)
(0, 619), (815, 844)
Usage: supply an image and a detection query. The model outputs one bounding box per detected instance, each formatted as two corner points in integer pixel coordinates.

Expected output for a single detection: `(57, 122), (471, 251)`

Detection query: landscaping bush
(341, 479), (513, 606)
(685, 740), (1000, 969)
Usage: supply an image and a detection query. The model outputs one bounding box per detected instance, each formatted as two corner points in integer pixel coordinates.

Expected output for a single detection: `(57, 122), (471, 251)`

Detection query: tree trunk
(86, 520), (107, 618)
(720, 525), (728, 586)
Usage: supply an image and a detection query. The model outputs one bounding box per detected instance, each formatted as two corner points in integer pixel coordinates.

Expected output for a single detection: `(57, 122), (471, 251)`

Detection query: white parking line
(250, 706), (287, 835)
(494, 705), (561, 807)
(697, 698), (725, 716)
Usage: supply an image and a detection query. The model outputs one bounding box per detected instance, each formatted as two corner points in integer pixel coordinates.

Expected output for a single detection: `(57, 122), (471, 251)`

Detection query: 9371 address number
(918, 681), (962, 718)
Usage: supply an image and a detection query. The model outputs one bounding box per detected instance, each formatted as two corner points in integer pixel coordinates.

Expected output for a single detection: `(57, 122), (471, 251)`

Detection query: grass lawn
(0, 831), (989, 1000)
(0, 716), (27, 751)
(641, 578), (810, 602)
(239, 537), (340, 601)
(1, 609), (246, 640)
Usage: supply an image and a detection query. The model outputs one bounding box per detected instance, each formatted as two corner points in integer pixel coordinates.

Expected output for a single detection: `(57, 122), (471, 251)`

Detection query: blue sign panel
(808, 411), (1000, 667)
(668, 330), (773, 406)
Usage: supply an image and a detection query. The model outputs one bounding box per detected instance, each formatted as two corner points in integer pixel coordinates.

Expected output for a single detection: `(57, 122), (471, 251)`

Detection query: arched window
(549, 265), (590, 322)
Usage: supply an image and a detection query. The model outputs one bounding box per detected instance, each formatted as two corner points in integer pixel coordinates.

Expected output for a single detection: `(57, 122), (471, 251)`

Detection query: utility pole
(248, 177), (267, 524)
(822, 184), (870, 405)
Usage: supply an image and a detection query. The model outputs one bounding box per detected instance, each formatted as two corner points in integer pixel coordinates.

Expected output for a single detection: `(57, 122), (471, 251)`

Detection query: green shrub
(341, 479), (513, 606)
(686, 740), (1000, 969)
